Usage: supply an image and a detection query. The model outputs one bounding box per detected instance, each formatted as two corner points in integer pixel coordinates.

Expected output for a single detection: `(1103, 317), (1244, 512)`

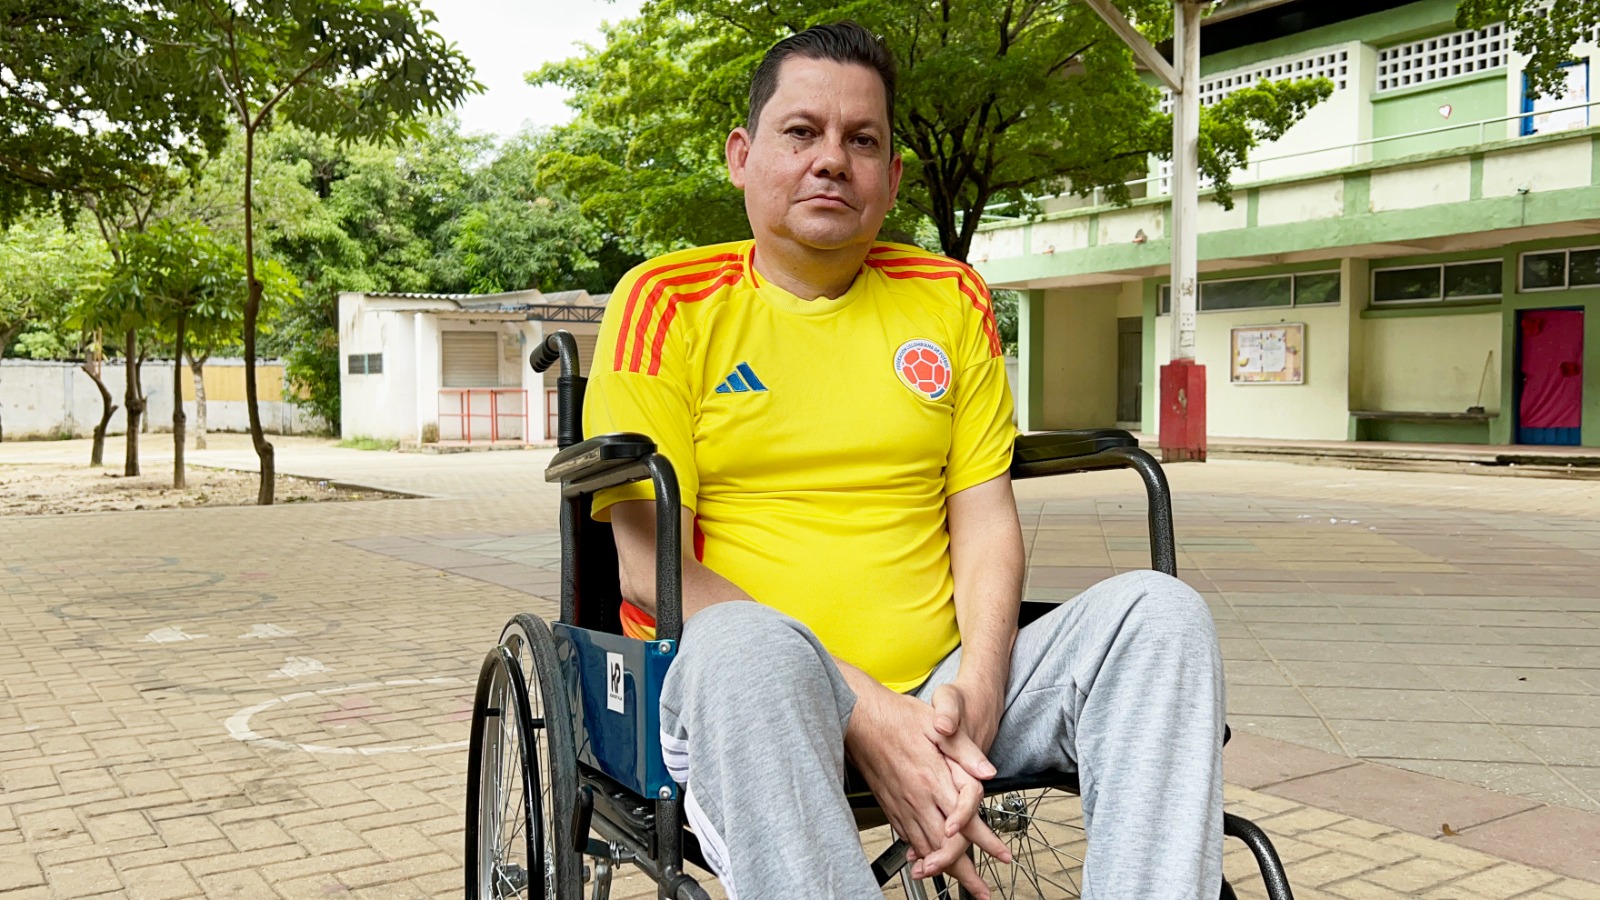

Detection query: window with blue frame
(1521, 61), (1590, 136)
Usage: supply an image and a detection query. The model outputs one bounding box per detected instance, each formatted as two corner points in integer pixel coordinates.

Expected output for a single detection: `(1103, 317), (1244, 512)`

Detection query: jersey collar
(747, 241), (870, 317)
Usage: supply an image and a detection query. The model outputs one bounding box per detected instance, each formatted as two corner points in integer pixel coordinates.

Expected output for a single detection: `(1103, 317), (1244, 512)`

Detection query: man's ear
(726, 127), (753, 189)
(888, 151), (904, 203)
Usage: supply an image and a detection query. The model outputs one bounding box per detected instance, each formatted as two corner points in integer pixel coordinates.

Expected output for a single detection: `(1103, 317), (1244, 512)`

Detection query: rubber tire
(498, 614), (584, 899)
(466, 645), (541, 898)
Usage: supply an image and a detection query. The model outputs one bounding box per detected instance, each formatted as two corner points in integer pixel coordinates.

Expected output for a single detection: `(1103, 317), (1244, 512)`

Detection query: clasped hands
(847, 681), (1013, 900)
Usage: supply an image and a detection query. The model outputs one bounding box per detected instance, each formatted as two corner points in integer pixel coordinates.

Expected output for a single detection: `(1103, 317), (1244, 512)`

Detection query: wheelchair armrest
(1010, 429), (1139, 480)
(1010, 429), (1179, 577)
(545, 432), (657, 494)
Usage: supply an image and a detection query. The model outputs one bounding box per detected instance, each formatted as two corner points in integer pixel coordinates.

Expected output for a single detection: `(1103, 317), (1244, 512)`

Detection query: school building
(973, 0), (1600, 446)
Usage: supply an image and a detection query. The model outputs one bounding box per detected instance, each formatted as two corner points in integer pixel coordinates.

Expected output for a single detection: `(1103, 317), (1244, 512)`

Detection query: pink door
(1517, 309), (1584, 445)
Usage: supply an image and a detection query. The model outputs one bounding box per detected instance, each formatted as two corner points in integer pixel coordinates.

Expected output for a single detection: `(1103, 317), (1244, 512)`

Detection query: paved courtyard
(2, 434), (1598, 898)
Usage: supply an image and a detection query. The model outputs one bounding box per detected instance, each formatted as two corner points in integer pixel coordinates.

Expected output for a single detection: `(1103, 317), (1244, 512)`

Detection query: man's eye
(853, 135), (879, 148)
(787, 127), (814, 139)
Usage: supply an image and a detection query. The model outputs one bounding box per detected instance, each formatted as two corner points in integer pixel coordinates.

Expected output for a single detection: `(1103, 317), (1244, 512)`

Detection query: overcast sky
(430, 0), (644, 139)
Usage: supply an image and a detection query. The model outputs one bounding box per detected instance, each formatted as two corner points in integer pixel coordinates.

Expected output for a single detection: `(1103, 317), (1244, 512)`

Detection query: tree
(100, 220), (297, 487)
(0, 1), (227, 225)
(534, 1), (1332, 261)
(432, 135), (604, 294)
(1459, 0), (1600, 99)
(182, 0), (480, 504)
(256, 122), (638, 430)
(0, 216), (107, 443)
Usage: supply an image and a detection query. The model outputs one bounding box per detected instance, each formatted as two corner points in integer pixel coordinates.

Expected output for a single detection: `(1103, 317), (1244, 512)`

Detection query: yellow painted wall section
(1361, 313), (1501, 412)
(178, 363), (292, 402)
(1041, 287), (1119, 428)
(1155, 304), (1352, 440)
(1115, 282), (1143, 319)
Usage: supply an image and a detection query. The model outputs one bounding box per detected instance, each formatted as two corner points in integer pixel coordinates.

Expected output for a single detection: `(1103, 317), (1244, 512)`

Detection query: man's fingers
(938, 728), (998, 781)
(948, 853), (991, 900)
(930, 684), (964, 736)
(944, 764), (984, 836)
(962, 813), (1013, 864)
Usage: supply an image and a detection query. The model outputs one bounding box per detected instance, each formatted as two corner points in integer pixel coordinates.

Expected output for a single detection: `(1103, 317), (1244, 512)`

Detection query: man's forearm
(946, 475), (1025, 721)
(611, 501), (751, 620)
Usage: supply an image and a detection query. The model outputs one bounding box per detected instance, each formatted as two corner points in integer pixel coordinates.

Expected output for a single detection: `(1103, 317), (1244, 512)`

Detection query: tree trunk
(123, 328), (145, 476)
(188, 349), (209, 451)
(172, 311), (187, 488)
(242, 126), (275, 504)
(83, 332), (116, 466)
(136, 344), (150, 434)
(0, 321), (22, 444)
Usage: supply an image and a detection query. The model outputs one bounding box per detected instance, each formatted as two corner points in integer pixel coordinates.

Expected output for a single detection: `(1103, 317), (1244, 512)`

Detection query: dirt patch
(0, 463), (400, 516)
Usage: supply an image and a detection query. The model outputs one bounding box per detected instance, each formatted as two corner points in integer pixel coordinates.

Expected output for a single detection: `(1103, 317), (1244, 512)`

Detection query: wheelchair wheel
(466, 617), (582, 899)
(913, 788), (1085, 899)
(499, 614), (584, 899)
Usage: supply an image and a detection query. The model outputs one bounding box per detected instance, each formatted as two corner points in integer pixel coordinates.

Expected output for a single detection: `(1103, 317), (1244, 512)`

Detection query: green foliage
(991, 290), (1021, 358)
(431, 135), (603, 294)
(1458, 0), (1600, 99)
(337, 435), (400, 451)
(0, 216), (108, 355)
(259, 122), (641, 429)
(91, 219), (298, 351)
(182, 0), (482, 148)
(0, 1), (228, 225)
(532, 0), (1331, 261)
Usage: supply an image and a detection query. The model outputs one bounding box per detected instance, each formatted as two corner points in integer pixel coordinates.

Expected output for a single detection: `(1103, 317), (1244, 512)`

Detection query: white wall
(1155, 298), (1353, 441)
(0, 358), (321, 441)
(339, 293), (421, 442)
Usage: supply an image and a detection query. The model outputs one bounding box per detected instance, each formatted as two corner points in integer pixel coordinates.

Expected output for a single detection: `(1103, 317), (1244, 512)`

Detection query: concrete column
(1018, 290), (1047, 433)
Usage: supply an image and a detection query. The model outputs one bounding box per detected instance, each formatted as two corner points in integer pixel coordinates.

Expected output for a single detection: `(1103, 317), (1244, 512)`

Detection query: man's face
(727, 56), (902, 256)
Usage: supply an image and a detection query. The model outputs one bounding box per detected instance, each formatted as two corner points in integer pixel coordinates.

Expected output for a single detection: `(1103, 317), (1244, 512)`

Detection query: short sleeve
(944, 271), (1016, 496)
(583, 268), (699, 521)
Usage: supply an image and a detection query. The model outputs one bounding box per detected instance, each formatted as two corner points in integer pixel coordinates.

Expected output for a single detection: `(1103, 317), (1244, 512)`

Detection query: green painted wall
(1371, 75), (1509, 160)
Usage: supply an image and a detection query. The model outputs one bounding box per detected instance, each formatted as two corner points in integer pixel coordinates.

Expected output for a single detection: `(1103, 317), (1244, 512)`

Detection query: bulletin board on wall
(1231, 323), (1305, 385)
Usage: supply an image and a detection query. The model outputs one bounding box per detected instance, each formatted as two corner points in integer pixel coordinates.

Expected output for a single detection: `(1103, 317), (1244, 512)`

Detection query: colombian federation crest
(894, 339), (952, 401)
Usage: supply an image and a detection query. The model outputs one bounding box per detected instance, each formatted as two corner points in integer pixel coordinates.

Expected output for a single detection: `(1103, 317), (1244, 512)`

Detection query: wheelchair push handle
(532, 330), (586, 450)
(531, 331), (580, 378)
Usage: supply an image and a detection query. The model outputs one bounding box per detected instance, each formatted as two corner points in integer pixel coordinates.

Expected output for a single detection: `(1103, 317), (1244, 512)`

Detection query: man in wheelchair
(583, 22), (1224, 900)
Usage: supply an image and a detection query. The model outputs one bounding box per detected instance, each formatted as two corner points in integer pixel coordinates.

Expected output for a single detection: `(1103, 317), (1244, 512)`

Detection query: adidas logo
(713, 362), (769, 394)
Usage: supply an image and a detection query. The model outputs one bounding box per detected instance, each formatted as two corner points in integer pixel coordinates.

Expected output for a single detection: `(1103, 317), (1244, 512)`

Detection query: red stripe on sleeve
(645, 267), (745, 375)
(627, 263), (742, 373)
(612, 253), (742, 372)
(871, 266), (1003, 358)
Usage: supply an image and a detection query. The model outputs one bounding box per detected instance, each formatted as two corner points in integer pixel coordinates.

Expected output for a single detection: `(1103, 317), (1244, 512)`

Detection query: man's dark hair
(747, 22), (897, 140)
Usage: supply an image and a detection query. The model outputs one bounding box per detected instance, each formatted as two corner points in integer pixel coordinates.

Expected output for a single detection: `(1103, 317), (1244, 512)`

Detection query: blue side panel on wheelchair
(553, 622), (678, 801)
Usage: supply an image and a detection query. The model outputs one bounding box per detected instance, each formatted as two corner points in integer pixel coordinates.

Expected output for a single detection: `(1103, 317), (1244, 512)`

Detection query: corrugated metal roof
(359, 289), (609, 309)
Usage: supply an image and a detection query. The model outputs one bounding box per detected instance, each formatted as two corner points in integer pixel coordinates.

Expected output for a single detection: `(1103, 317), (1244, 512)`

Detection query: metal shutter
(442, 332), (501, 387)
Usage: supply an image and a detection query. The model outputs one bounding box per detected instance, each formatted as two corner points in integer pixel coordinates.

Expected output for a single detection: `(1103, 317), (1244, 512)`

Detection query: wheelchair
(466, 331), (1295, 900)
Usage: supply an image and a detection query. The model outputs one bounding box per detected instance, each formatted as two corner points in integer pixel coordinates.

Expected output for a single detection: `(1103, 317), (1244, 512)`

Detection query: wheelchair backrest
(539, 331), (627, 635)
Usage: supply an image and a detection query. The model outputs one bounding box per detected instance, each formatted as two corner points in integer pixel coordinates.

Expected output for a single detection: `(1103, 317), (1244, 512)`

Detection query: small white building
(338, 289), (607, 445)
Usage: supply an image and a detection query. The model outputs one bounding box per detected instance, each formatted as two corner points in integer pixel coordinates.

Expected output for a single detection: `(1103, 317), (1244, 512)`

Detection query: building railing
(438, 388), (529, 443)
(978, 98), (1600, 223)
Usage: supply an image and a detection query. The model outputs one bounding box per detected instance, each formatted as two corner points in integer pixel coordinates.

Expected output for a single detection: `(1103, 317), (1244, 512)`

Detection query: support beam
(1018, 290), (1047, 432)
(1083, 0), (1183, 92)
(1169, 0), (1202, 363)
(1159, 0), (1209, 463)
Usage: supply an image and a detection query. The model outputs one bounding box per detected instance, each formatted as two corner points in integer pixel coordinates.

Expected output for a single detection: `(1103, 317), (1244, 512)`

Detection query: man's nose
(813, 134), (851, 179)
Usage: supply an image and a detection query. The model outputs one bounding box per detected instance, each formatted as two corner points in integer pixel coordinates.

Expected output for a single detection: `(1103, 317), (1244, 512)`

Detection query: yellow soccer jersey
(585, 239), (1015, 692)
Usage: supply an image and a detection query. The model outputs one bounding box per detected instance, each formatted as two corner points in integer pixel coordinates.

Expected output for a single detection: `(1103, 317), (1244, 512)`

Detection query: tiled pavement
(2, 434), (1599, 897)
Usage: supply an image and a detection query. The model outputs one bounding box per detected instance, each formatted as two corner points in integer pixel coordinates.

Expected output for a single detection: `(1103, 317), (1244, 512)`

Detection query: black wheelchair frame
(465, 330), (1295, 900)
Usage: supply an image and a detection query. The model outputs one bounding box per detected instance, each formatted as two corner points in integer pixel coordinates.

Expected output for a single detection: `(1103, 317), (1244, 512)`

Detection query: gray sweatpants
(658, 570), (1225, 899)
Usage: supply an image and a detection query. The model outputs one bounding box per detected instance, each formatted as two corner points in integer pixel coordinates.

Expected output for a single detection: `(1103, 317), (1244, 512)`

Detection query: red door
(1517, 309), (1584, 445)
